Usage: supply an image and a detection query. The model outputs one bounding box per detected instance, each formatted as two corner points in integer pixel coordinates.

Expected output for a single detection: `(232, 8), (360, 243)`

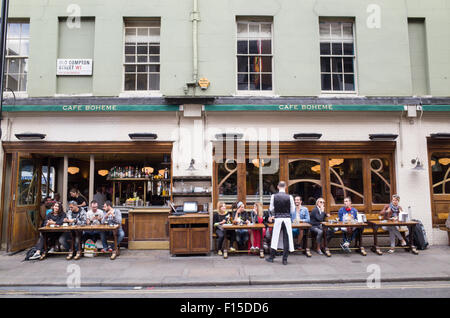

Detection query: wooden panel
(10, 207), (38, 251)
(170, 228), (190, 253)
(132, 213), (169, 240)
(129, 241), (169, 249)
(2, 141), (173, 154)
(190, 228), (209, 252)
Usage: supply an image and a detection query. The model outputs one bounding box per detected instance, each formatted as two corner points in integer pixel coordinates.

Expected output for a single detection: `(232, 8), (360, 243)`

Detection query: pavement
(0, 246), (449, 287)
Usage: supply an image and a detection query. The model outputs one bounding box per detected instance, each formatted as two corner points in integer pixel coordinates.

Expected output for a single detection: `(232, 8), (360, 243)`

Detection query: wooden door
(7, 153), (42, 252)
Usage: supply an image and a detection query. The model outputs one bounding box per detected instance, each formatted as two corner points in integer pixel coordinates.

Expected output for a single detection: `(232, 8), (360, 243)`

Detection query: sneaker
(343, 241), (350, 248)
(387, 249), (395, 253)
(316, 249), (323, 255)
(401, 240), (407, 247)
(48, 247), (55, 253)
(229, 247), (236, 253)
(217, 250), (223, 256)
(254, 247), (260, 252)
(29, 251), (41, 260)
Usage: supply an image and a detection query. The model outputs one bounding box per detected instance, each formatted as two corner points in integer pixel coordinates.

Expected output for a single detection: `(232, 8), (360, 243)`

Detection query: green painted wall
(7, 0), (450, 98)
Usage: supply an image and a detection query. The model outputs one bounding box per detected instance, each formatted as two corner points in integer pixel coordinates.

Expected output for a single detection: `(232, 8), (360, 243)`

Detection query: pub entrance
(0, 141), (173, 252)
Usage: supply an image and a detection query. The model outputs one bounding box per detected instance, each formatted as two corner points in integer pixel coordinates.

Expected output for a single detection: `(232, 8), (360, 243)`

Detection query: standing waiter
(266, 181), (295, 265)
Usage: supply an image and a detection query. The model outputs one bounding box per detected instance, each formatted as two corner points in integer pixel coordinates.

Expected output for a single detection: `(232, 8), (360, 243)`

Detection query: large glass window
(320, 21), (356, 92)
(329, 158), (364, 205)
(246, 158), (279, 204)
(370, 158), (391, 204)
(18, 158), (37, 206)
(124, 20), (160, 91)
(288, 159), (323, 206)
(218, 160), (238, 204)
(4, 22), (29, 92)
(430, 153), (450, 194)
(237, 19), (273, 91)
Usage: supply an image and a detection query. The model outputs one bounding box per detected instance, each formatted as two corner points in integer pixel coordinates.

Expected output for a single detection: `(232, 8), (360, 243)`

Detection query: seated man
(291, 195), (310, 252)
(82, 200), (104, 245)
(338, 197), (362, 253)
(309, 198), (334, 255)
(63, 200), (87, 260)
(101, 200), (125, 259)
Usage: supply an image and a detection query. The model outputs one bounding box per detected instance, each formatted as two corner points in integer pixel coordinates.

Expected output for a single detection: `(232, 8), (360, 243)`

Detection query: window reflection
(329, 158), (363, 205)
(218, 160), (237, 203)
(246, 158), (278, 204)
(18, 159), (37, 206)
(288, 159), (322, 205)
(371, 158), (391, 203)
(431, 153), (450, 194)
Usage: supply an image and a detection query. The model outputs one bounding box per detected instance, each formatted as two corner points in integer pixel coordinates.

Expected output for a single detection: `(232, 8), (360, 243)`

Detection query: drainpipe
(184, 0), (200, 95)
(0, 0), (10, 138)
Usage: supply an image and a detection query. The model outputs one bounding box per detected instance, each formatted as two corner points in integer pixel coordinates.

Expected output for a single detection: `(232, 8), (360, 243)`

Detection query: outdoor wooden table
(368, 220), (419, 255)
(321, 222), (368, 257)
(38, 225), (77, 260)
(222, 223), (265, 259)
(38, 224), (120, 260)
(268, 222), (312, 256)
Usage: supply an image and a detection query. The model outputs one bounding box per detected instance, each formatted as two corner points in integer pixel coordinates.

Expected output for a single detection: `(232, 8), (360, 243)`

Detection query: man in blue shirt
(291, 196), (311, 254)
(338, 197), (361, 252)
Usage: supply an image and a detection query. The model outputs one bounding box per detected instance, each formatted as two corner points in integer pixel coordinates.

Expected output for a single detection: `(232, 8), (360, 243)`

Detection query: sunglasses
(318, 201), (325, 203)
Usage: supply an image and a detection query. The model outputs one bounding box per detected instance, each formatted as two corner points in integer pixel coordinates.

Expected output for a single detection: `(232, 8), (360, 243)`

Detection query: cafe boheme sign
(278, 104), (333, 111)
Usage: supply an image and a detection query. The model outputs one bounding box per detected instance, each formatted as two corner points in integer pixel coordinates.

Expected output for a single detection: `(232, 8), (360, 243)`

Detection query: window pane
(7, 23), (20, 38)
(260, 24), (272, 37)
(18, 159), (37, 206)
(21, 23), (30, 37)
(124, 74), (136, 90)
(137, 45), (148, 54)
(261, 56), (272, 73)
(261, 40), (271, 54)
(321, 74), (331, 91)
(125, 45), (135, 54)
(249, 56), (260, 73)
(149, 55), (160, 63)
(249, 73), (261, 90)
(149, 74), (160, 90)
(331, 23), (342, 39)
(125, 65), (136, 73)
(6, 74), (18, 91)
(237, 56), (248, 72)
(319, 23), (331, 40)
(149, 45), (160, 54)
(371, 158), (391, 204)
(8, 58), (19, 73)
(137, 65), (148, 73)
(237, 73), (248, 90)
(431, 153), (450, 194)
(246, 158), (279, 204)
(343, 57), (354, 73)
(321, 57), (331, 73)
(125, 55), (136, 63)
(137, 56), (148, 63)
(136, 74), (147, 90)
(249, 24), (259, 37)
(19, 74), (27, 91)
(344, 74), (355, 91)
(320, 43), (331, 55)
(137, 28), (149, 37)
(149, 64), (160, 72)
(218, 160), (238, 204)
(332, 58), (342, 72)
(343, 43), (354, 55)
(332, 74), (343, 91)
(343, 23), (353, 40)
(261, 74), (272, 90)
(20, 41), (29, 56)
(332, 43), (342, 55)
(237, 40), (248, 54)
(7, 40), (20, 56)
(288, 159), (323, 206)
(237, 23), (248, 37)
(20, 59), (28, 74)
(249, 40), (258, 54)
(329, 158), (363, 204)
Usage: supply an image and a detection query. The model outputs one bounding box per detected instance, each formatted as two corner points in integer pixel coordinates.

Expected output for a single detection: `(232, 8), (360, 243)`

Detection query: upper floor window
(237, 19), (273, 92)
(4, 22), (29, 93)
(319, 20), (356, 93)
(124, 20), (160, 91)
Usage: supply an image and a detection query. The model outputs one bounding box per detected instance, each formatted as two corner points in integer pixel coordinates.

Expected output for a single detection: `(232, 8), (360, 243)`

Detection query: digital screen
(183, 201), (198, 213)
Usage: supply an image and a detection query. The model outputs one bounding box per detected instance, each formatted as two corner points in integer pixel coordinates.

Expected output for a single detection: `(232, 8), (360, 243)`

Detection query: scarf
(390, 203), (400, 216)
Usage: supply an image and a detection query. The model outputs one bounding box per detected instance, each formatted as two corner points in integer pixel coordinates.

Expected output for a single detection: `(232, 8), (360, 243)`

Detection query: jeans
(36, 233), (69, 251)
(235, 229), (249, 249)
(100, 227), (125, 249)
(341, 228), (361, 244)
(383, 226), (404, 247)
(270, 222), (289, 261)
(310, 226), (334, 246)
(216, 228), (236, 251)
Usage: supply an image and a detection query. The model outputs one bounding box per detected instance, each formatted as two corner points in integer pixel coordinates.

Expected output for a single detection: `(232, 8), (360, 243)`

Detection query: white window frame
(121, 19), (161, 96)
(4, 21), (29, 94)
(319, 19), (358, 95)
(236, 19), (275, 96)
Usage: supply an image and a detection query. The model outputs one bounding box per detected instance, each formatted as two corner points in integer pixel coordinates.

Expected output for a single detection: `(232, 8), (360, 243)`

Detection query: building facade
(1, 0), (449, 251)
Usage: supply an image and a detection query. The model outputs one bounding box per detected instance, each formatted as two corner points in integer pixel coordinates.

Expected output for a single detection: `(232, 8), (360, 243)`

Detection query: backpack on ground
(24, 246), (38, 261)
(408, 219), (429, 250)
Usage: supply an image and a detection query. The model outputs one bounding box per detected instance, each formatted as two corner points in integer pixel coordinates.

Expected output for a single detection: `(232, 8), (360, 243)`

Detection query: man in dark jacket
(310, 198), (334, 256)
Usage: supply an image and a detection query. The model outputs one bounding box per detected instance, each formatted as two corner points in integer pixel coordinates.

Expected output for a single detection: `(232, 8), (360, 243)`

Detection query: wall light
(68, 167), (80, 175)
(293, 133), (322, 140)
(98, 170), (109, 177)
(15, 133), (46, 140)
(128, 133), (158, 140)
(369, 134), (398, 141)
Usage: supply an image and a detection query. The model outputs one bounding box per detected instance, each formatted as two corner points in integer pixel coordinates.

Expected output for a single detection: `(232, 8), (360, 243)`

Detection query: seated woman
(233, 201), (250, 250)
(29, 201), (68, 260)
(248, 202), (264, 253)
(380, 194), (407, 253)
(213, 201), (236, 255)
